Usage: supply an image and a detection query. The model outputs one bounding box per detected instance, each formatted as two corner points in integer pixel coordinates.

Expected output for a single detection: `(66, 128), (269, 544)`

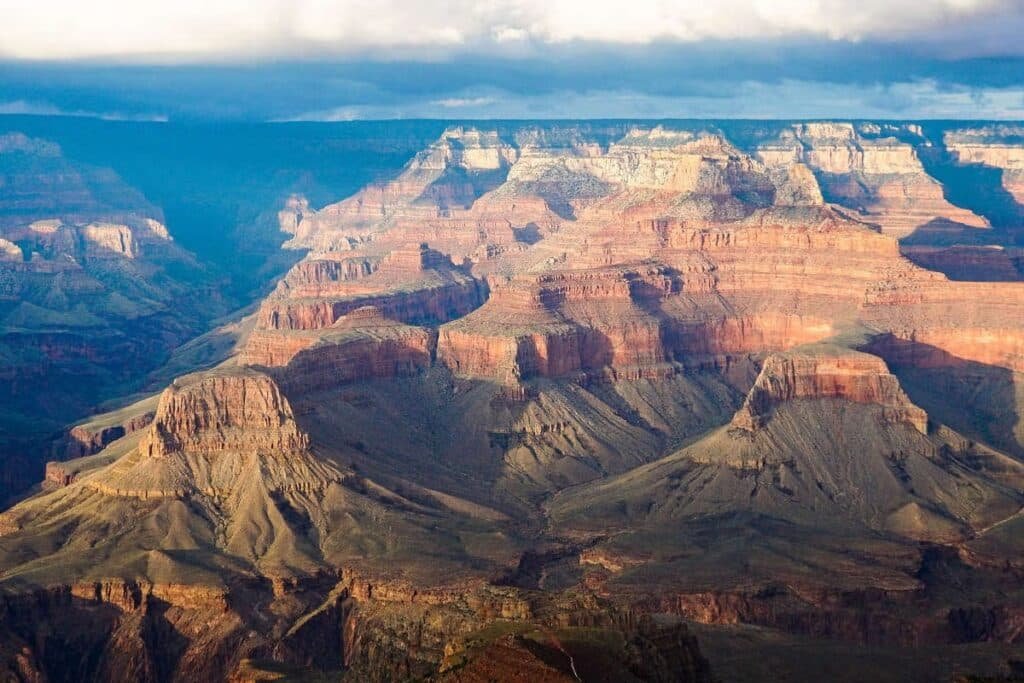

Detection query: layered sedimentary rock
(272, 306), (435, 393)
(138, 369), (309, 460)
(731, 349), (928, 433)
(550, 345), (1022, 542)
(945, 125), (1024, 204)
(7, 122), (1024, 681)
(255, 244), (485, 333)
(245, 244), (485, 369)
(284, 127), (520, 252)
(863, 277), (1024, 373)
(76, 368), (327, 501)
(438, 267), (667, 384)
(62, 394), (160, 459)
(757, 122), (989, 239)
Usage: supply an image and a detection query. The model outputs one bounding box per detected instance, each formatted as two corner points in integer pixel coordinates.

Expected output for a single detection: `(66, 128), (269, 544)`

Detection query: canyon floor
(2, 120), (1024, 681)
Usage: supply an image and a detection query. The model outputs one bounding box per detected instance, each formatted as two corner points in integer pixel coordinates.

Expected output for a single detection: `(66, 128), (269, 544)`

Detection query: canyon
(2, 120), (1024, 681)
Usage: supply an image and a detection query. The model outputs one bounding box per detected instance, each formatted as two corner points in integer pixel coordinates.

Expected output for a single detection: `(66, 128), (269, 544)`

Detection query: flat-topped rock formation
(731, 349), (928, 433)
(139, 368), (310, 461)
(550, 345), (1022, 542)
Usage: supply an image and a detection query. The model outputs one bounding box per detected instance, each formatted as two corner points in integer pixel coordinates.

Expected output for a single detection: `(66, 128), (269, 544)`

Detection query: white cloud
(0, 0), (1017, 61)
(433, 97), (498, 108)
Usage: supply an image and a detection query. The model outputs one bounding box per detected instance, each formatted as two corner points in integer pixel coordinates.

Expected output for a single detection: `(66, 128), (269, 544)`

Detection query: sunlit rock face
(731, 350), (928, 434)
(756, 122), (989, 239)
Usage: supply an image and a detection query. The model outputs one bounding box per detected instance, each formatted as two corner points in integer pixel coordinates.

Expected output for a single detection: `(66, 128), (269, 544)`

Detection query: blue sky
(1, 0), (1022, 120)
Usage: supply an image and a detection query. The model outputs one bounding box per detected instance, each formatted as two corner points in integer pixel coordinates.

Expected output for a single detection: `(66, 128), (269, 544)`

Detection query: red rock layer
(273, 307), (435, 393)
(140, 369), (309, 459)
(64, 412), (154, 459)
(731, 351), (928, 433)
(437, 267), (667, 383)
(256, 245), (486, 332)
(863, 279), (1024, 372)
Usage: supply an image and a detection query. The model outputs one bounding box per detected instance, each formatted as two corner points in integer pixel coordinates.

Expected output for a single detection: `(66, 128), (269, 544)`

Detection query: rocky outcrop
(0, 575), (713, 683)
(758, 123), (989, 238)
(438, 268), (666, 384)
(945, 126), (1024, 204)
(64, 396), (159, 459)
(285, 128), (519, 252)
(256, 245), (486, 332)
(731, 349), (928, 433)
(139, 369), (309, 460)
(273, 307), (435, 392)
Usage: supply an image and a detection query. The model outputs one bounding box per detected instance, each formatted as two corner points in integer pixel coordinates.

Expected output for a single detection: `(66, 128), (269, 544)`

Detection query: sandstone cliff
(731, 349), (928, 433)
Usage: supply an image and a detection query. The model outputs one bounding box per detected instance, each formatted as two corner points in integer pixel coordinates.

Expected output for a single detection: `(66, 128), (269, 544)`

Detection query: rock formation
(730, 349), (928, 433)
(757, 122), (989, 239)
(0, 132), (227, 497)
(945, 125), (1024, 204)
(5, 122), (1024, 681)
(550, 345), (1022, 542)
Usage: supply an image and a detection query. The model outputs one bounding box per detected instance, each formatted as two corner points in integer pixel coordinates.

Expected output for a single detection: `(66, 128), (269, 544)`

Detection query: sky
(1, 0), (1023, 120)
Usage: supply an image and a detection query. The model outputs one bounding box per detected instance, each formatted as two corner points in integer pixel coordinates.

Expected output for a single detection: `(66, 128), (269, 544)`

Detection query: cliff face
(284, 127), (519, 252)
(272, 306), (435, 393)
(254, 245), (485, 333)
(0, 576), (713, 683)
(757, 123), (989, 239)
(437, 267), (667, 384)
(139, 370), (310, 460)
(731, 350), (928, 433)
(945, 126), (1024, 204)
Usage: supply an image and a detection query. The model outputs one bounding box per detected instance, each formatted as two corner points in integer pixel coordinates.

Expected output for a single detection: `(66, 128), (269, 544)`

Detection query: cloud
(280, 80), (1024, 120)
(432, 96), (498, 108)
(0, 0), (1022, 61)
(0, 99), (168, 121)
